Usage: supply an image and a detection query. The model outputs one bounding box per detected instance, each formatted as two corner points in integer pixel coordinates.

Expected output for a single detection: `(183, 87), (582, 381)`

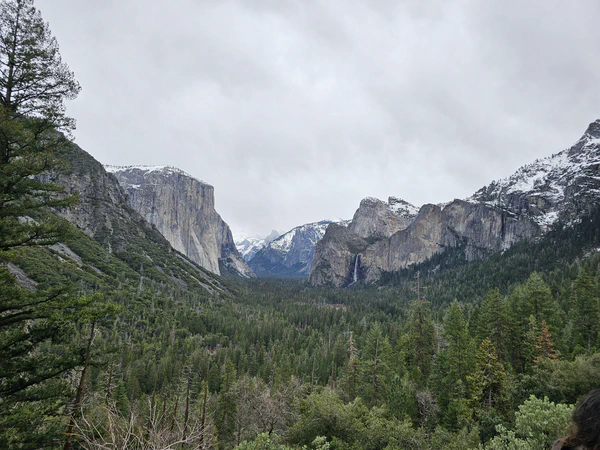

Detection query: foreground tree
(485, 395), (572, 449)
(0, 0), (97, 447)
(0, 0), (79, 250)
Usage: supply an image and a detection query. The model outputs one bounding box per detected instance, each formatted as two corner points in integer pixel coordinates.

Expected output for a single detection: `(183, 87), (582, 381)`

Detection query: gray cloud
(37, 0), (600, 235)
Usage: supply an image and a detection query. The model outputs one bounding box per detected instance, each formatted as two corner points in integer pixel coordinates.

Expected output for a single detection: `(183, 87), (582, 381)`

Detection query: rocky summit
(348, 197), (419, 239)
(106, 165), (255, 278)
(310, 119), (600, 287)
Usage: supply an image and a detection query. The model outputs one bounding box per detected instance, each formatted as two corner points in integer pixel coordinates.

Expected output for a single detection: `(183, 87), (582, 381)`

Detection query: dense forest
(1, 1), (599, 449)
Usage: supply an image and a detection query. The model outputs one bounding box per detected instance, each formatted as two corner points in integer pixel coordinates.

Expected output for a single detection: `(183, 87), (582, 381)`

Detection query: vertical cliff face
(48, 143), (228, 295)
(309, 223), (370, 287)
(106, 166), (254, 278)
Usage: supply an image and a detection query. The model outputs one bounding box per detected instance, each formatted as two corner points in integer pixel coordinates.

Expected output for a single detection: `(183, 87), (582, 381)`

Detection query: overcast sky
(37, 0), (600, 237)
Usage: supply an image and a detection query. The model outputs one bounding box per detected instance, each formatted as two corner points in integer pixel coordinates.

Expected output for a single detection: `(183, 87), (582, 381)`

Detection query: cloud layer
(38, 0), (600, 235)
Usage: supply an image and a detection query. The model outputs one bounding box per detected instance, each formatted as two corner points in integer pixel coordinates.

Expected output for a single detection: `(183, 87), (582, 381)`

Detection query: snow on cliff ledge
(105, 165), (211, 186)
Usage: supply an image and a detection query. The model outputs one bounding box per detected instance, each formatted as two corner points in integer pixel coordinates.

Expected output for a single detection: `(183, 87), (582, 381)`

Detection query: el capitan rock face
(106, 165), (254, 278)
(48, 143), (228, 295)
(310, 119), (600, 287)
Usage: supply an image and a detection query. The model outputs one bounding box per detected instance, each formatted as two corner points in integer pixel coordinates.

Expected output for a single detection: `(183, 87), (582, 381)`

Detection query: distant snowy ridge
(270, 219), (348, 254)
(468, 119), (600, 230)
(234, 230), (281, 262)
(248, 219), (349, 278)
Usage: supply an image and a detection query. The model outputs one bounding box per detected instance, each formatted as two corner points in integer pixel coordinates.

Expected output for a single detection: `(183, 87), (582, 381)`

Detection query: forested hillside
(1, 1), (599, 449)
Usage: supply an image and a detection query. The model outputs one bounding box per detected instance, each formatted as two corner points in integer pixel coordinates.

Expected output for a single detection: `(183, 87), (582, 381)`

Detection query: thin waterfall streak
(348, 254), (359, 286)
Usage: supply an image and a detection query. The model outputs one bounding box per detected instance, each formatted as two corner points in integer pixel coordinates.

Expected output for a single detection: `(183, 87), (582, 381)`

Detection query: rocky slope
(49, 142), (228, 295)
(249, 219), (348, 278)
(310, 119), (600, 287)
(106, 166), (254, 278)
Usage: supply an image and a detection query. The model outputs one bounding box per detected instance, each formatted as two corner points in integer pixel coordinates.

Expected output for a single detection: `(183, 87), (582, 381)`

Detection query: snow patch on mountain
(105, 165), (210, 185)
(269, 219), (348, 254)
(248, 219), (350, 278)
(468, 120), (600, 230)
(388, 197), (420, 217)
(234, 230), (281, 262)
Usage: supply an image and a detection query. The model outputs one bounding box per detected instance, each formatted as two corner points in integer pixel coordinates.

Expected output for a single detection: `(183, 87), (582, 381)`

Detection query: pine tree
(571, 267), (600, 350)
(476, 288), (516, 366)
(518, 272), (560, 326)
(0, 0), (80, 252)
(0, 1), (93, 447)
(467, 338), (506, 409)
(442, 301), (475, 389)
(361, 323), (392, 407)
(405, 298), (435, 382)
(0, 0), (80, 124)
(510, 273), (561, 370)
(534, 320), (557, 363)
(433, 301), (475, 413)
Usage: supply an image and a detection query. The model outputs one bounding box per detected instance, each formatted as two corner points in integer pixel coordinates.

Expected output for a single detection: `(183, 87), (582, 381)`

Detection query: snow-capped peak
(468, 119), (600, 229)
(234, 230), (281, 262)
(269, 219), (348, 254)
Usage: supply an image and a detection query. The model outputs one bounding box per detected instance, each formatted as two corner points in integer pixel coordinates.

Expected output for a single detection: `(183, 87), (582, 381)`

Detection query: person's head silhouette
(553, 389), (600, 450)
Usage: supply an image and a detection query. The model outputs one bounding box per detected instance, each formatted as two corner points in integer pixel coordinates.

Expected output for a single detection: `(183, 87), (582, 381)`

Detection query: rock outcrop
(106, 166), (254, 278)
(310, 119), (600, 287)
(348, 197), (418, 238)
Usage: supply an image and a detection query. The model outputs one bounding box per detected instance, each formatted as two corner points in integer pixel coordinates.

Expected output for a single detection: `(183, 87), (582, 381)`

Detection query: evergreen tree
(361, 323), (392, 406)
(476, 288), (516, 366)
(442, 301), (475, 389)
(405, 298), (435, 382)
(434, 301), (475, 415)
(0, 0), (93, 447)
(467, 338), (506, 409)
(571, 267), (600, 350)
(517, 272), (560, 327)
(534, 320), (557, 363)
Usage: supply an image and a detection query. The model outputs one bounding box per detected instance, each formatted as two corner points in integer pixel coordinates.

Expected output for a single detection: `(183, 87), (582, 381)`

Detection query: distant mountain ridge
(106, 165), (255, 278)
(248, 219), (349, 278)
(469, 120), (600, 228)
(310, 119), (600, 287)
(234, 230), (281, 262)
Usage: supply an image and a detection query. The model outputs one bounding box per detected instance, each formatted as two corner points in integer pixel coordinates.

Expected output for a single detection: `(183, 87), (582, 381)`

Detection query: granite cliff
(310, 119), (600, 287)
(106, 166), (254, 278)
(105, 166), (254, 277)
(49, 143), (228, 295)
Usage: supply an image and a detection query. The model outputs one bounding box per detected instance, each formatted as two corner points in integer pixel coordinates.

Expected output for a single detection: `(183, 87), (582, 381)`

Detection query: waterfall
(348, 254), (360, 286)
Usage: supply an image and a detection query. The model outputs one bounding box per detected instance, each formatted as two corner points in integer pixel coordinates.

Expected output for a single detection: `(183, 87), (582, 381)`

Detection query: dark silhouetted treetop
(0, 0), (79, 129)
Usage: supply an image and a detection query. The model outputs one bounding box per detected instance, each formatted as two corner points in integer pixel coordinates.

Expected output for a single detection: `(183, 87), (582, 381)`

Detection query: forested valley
(1, 1), (600, 449)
